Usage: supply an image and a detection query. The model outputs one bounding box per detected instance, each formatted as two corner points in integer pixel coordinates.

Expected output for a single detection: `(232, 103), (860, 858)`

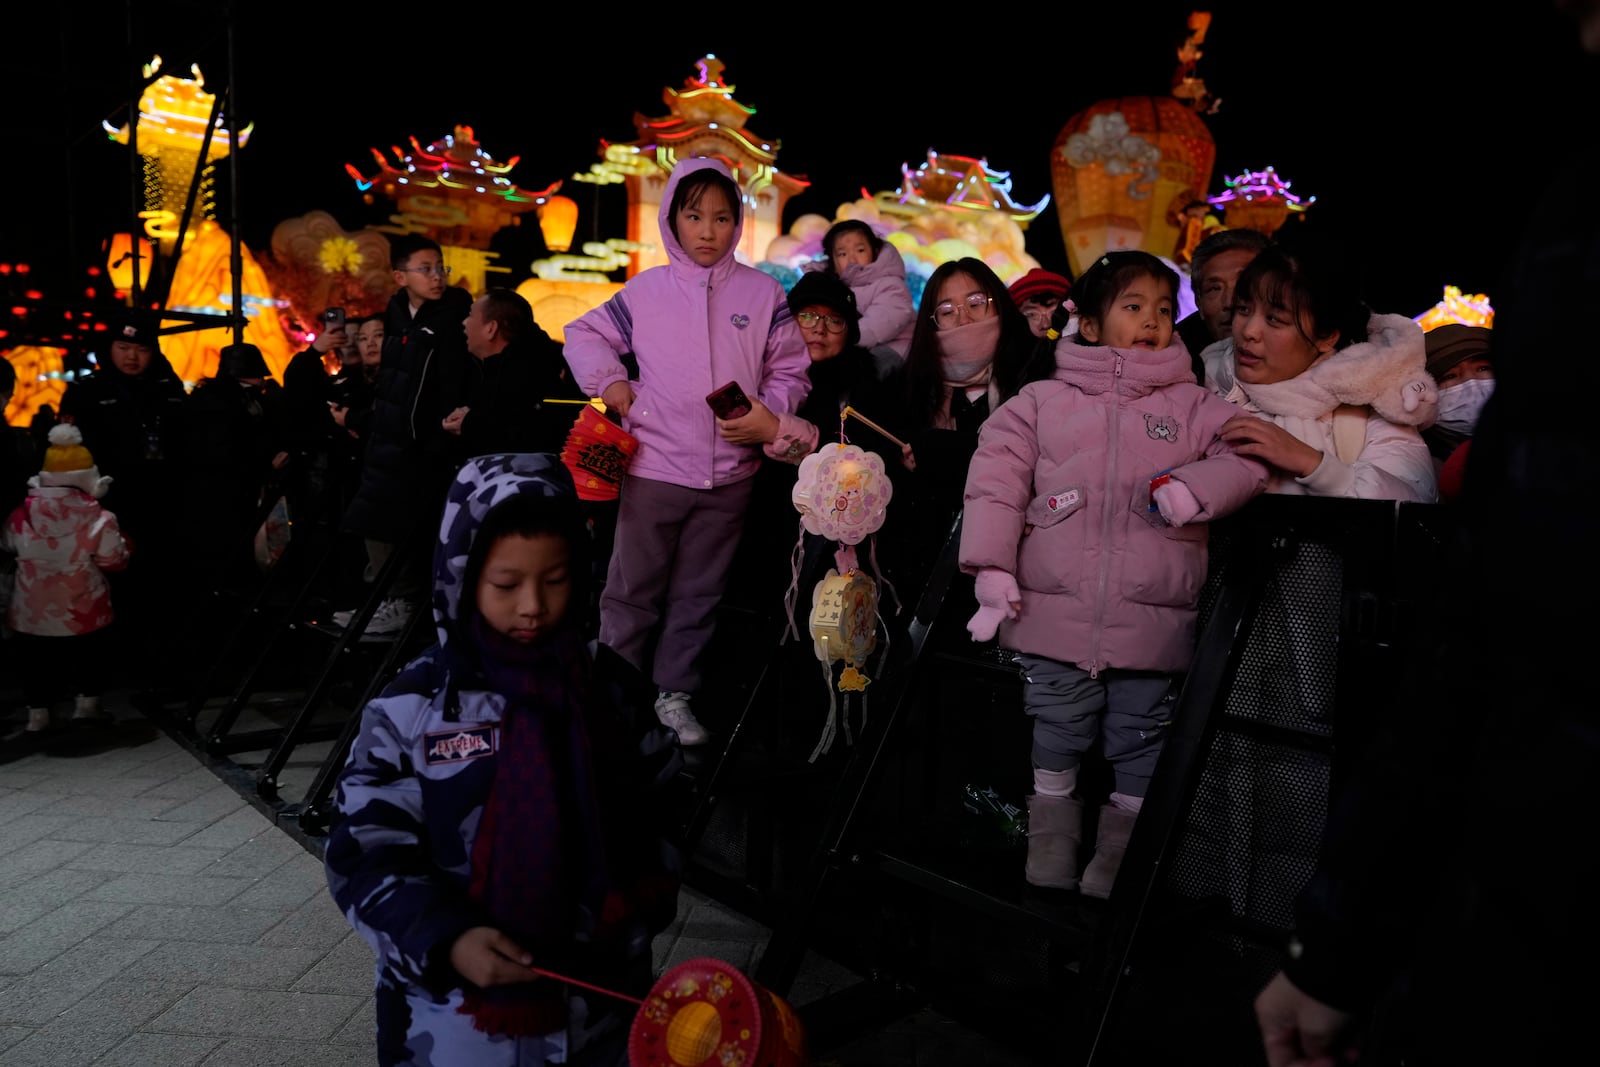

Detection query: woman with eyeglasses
(855, 257), (1036, 599)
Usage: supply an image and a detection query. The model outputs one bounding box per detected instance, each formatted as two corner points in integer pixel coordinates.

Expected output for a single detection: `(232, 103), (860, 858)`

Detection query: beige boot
(25, 707), (51, 732)
(1024, 794), (1083, 890)
(72, 695), (110, 724)
(1080, 803), (1139, 899)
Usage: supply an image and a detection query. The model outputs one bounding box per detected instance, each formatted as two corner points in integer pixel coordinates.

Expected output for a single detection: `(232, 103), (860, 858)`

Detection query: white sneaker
(654, 690), (709, 746)
(331, 608), (357, 628)
(362, 598), (414, 638)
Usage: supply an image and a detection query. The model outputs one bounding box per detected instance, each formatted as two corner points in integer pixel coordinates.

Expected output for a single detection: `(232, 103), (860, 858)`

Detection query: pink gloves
(967, 567), (1021, 642)
(1153, 479), (1202, 527)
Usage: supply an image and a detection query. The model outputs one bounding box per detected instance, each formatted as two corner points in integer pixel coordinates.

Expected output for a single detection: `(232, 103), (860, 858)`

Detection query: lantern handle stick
(527, 966), (645, 1005)
(841, 406), (907, 450)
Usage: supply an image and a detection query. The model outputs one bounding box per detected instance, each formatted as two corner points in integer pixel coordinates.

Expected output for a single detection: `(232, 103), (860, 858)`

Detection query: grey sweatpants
(599, 473), (754, 694)
(1014, 654), (1180, 798)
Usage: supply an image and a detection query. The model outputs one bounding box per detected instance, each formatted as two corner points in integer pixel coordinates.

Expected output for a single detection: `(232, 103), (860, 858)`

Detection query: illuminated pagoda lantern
(347, 125), (565, 295)
(1206, 166), (1314, 237)
(103, 55), (252, 258)
(1051, 12), (1219, 277)
(587, 56), (809, 276)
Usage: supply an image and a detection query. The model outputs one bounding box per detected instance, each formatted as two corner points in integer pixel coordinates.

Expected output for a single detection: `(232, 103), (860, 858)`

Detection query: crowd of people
(4, 31), (1590, 1047)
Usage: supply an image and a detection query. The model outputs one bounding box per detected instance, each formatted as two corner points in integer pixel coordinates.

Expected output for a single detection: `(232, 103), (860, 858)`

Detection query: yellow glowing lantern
(4, 347), (69, 427)
(1051, 96), (1216, 278)
(1415, 285), (1494, 331)
(161, 220), (294, 385)
(104, 234), (155, 294)
(537, 195), (579, 253)
(103, 55), (252, 257)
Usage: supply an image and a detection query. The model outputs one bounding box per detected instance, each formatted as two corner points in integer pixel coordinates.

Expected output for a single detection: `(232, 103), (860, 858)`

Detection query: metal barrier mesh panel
(1170, 528), (1347, 932)
(1168, 732), (1330, 931)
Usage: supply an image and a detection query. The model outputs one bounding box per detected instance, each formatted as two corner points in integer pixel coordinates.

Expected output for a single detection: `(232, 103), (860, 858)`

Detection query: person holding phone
(563, 158), (809, 745)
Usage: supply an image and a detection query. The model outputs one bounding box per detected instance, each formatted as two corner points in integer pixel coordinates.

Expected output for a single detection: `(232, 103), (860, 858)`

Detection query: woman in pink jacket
(959, 251), (1267, 898)
(4, 424), (131, 732)
(562, 158), (810, 747)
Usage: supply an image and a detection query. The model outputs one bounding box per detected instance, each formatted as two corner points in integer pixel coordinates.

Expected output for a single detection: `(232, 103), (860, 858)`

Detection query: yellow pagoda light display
(347, 125), (564, 295)
(588, 56), (810, 276)
(103, 55), (252, 256)
(1415, 285), (1494, 331)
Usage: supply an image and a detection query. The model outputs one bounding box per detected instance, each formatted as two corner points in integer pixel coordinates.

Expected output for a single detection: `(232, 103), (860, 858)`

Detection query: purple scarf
(457, 616), (597, 1038)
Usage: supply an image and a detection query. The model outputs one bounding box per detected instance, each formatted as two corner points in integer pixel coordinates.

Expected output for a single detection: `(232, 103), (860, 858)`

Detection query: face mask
(935, 315), (1002, 374)
(1434, 376), (1494, 435)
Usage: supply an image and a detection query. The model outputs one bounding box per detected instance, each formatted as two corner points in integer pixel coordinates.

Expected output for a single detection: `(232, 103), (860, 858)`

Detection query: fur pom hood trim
(32, 467), (113, 498)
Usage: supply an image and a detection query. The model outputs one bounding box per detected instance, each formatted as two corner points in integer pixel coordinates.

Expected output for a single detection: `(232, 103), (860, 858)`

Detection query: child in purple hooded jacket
(959, 251), (1267, 898)
(562, 159), (810, 747)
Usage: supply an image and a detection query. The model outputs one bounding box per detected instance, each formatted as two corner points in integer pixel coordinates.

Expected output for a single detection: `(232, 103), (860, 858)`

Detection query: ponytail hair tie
(1063, 298), (1077, 314)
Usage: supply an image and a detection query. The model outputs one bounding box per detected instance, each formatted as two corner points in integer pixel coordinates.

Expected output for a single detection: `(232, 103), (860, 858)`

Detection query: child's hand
(899, 442), (916, 472)
(1152, 479), (1202, 526)
(717, 398), (778, 446)
(967, 567), (1021, 642)
(449, 926), (541, 988)
(601, 380), (635, 419)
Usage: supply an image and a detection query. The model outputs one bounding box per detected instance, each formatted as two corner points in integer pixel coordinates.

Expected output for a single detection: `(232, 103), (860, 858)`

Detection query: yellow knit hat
(42, 423), (96, 472)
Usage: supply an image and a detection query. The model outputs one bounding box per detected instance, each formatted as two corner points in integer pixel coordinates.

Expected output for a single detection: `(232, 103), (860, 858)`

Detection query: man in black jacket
(57, 310), (189, 692)
(336, 235), (470, 637)
(442, 287), (583, 460)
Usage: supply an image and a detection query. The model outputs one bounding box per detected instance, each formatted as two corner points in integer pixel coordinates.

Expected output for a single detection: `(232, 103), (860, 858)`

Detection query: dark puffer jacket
(56, 351), (188, 541)
(341, 286), (473, 544)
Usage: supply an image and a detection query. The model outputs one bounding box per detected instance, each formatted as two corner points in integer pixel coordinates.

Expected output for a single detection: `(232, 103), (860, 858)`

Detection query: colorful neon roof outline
(587, 56), (808, 199)
(346, 125), (559, 205)
(871, 149), (1049, 222)
(1206, 166), (1315, 210)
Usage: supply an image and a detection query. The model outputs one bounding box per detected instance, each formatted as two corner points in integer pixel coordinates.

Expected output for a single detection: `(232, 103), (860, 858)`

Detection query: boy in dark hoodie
(325, 453), (684, 1066)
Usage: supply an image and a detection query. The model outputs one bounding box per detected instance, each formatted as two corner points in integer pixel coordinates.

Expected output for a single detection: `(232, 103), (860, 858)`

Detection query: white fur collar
(1235, 313), (1439, 426)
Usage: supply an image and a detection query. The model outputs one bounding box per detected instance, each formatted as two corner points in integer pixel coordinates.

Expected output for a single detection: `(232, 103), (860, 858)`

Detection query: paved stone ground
(0, 692), (1045, 1066)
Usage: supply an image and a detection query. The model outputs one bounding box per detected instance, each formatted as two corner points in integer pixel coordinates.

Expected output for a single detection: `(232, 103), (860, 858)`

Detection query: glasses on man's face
(795, 310), (847, 334)
(398, 265), (452, 278)
(932, 293), (993, 328)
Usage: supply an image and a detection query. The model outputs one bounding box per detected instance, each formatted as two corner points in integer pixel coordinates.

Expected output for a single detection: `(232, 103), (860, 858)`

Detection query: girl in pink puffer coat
(959, 251), (1266, 898)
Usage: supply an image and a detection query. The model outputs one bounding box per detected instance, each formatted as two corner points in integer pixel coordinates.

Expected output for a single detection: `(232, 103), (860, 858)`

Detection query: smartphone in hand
(322, 307), (346, 333)
(705, 381), (752, 420)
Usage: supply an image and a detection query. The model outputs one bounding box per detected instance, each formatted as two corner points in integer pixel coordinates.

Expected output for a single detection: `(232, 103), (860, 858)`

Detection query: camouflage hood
(431, 453), (584, 655)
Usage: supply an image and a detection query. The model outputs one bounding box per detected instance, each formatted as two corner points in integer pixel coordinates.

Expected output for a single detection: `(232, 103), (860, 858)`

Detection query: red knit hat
(1008, 268), (1071, 308)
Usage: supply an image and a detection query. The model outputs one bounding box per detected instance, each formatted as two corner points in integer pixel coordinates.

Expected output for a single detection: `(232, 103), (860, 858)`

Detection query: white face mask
(1435, 376), (1494, 435)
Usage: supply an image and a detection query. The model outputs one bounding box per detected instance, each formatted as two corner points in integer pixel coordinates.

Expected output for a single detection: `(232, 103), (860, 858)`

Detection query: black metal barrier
(740, 494), (1454, 1064)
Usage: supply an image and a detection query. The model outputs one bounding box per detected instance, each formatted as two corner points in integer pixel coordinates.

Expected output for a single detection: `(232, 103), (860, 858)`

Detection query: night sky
(3, 1), (1594, 319)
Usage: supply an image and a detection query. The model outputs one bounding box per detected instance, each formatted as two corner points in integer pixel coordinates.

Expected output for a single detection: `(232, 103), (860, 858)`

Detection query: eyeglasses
(397, 265), (452, 278)
(795, 310), (847, 334)
(932, 293), (993, 328)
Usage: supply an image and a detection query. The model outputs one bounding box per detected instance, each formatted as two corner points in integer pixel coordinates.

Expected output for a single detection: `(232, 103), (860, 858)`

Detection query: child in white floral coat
(3, 423), (131, 731)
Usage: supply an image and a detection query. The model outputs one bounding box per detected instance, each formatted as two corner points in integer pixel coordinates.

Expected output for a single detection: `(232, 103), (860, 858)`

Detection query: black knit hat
(218, 342), (270, 379)
(109, 309), (162, 351)
(787, 271), (862, 348)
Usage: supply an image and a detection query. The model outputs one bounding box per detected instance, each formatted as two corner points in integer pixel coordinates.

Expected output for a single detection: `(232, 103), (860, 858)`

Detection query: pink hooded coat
(960, 337), (1267, 674)
(562, 158), (811, 491)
